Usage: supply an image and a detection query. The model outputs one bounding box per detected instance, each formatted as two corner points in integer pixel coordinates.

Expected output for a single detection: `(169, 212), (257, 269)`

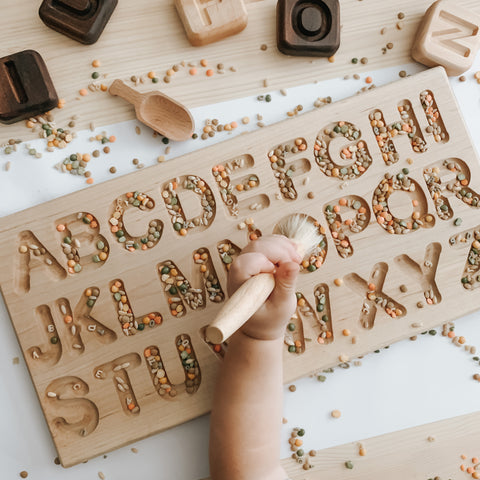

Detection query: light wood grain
(200, 410), (480, 480)
(2, 0), (480, 143)
(0, 68), (480, 467)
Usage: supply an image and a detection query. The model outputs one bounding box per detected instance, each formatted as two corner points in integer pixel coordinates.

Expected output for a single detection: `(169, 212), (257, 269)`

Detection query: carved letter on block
(39, 0), (118, 45)
(412, 0), (480, 76)
(175, 0), (248, 46)
(277, 0), (340, 57)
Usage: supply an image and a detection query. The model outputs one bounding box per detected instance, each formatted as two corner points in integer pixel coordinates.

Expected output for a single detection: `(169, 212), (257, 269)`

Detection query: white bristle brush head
(274, 214), (323, 257)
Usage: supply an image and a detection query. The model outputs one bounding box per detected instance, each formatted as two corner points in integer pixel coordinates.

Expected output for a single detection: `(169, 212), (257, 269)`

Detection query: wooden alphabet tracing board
(0, 67), (479, 467)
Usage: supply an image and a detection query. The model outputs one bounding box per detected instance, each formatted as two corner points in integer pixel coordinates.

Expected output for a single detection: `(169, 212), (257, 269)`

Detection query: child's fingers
(227, 252), (275, 295)
(269, 261), (299, 306)
(243, 236), (301, 264)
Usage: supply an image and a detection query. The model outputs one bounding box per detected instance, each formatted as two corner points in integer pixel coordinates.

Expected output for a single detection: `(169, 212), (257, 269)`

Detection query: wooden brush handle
(205, 273), (276, 344)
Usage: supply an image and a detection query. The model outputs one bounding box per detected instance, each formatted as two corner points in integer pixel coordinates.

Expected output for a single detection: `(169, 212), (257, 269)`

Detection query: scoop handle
(205, 273), (275, 344)
(109, 80), (143, 106)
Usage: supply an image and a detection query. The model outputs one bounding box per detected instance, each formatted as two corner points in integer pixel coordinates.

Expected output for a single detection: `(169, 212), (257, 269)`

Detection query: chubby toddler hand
(227, 235), (301, 340)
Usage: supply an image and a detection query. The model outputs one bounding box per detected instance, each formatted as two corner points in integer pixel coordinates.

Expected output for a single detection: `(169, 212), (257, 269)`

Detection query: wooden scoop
(109, 79), (195, 141)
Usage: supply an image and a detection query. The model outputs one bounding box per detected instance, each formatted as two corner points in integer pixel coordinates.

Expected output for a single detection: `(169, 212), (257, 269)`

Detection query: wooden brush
(205, 215), (323, 344)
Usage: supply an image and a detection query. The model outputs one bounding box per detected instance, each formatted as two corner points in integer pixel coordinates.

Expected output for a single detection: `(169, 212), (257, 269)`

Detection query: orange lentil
(294, 439), (303, 447)
(144, 349), (151, 357)
(147, 71), (156, 79)
(56, 224), (66, 232)
(294, 340), (302, 348)
(342, 329), (351, 336)
(180, 228), (188, 236)
(231, 121), (238, 129)
(365, 76), (373, 84)
(250, 233), (258, 241)
(459, 336), (466, 344)
(334, 278), (343, 287)
(92, 59), (101, 68)
(368, 283), (376, 291)
(213, 344), (221, 353)
(86, 178), (94, 184)
(189, 68), (198, 76)
(467, 467), (474, 474)
(297, 298), (306, 307)
(461, 465), (467, 471)
(235, 184), (244, 191)
(206, 69), (214, 77)
(109, 135), (116, 143)
(325, 331), (332, 339)
(79, 89), (89, 96)
(64, 315), (73, 324)
(128, 403), (135, 411)
(473, 457), (479, 464)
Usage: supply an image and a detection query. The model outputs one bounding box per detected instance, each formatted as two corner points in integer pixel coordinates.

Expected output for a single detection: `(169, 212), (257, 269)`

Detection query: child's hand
(227, 235), (301, 340)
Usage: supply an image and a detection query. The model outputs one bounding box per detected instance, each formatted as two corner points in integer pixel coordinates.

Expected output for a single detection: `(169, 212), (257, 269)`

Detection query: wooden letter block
(0, 50), (58, 125)
(39, 0), (118, 45)
(412, 0), (480, 76)
(277, 0), (340, 57)
(175, 0), (248, 46)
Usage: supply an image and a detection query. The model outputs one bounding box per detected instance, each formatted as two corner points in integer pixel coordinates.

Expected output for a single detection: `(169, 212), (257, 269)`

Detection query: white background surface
(1, 57), (480, 479)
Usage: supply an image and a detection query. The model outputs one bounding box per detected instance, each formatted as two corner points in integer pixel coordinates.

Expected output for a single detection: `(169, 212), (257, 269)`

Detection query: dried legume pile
(314, 122), (373, 180)
(162, 176), (215, 236)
